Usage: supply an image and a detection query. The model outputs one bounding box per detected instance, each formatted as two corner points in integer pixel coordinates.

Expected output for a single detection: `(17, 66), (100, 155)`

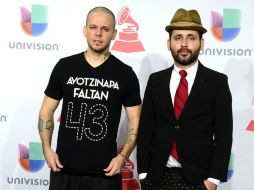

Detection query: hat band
(170, 21), (203, 28)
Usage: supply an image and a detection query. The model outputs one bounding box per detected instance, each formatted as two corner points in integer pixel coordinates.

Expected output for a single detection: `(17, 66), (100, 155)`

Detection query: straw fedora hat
(165, 8), (207, 34)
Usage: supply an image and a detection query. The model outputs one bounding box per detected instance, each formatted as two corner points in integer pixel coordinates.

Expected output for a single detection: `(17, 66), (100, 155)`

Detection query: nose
(181, 38), (188, 47)
(95, 28), (102, 36)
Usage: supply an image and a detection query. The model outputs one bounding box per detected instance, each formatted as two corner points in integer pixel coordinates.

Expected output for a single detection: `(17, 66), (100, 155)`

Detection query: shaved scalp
(86, 6), (116, 29)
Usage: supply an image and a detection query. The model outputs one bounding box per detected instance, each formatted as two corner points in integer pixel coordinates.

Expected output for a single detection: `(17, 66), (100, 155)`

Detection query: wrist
(42, 143), (51, 151)
(118, 153), (128, 161)
(207, 178), (220, 185)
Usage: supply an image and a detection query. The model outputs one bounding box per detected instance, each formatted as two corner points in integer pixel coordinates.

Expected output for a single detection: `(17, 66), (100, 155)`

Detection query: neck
(84, 50), (111, 68)
(174, 60), (198, 70)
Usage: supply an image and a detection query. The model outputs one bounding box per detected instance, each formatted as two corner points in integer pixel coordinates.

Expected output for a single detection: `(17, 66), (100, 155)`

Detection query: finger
(55, 155), (63, 168)
(50, 161), (59, 172)
(105, 170), (114, 176)
(51, 159), (60, 172)
(105, 165), (118, 176)
(47, 162), (52, 168)
(105, 167), (115, 176)
(104, 162), (113, 172)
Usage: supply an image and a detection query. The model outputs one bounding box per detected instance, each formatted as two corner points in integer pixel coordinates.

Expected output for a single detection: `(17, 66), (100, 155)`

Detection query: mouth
(178, 49), (191, 56)
(93, 39), (103, 45)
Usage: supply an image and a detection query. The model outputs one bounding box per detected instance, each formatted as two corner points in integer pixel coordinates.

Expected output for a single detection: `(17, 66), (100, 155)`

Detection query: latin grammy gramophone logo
(112, 6), (145, 53)
(246, 96), (254, 132)
(247, 120), (254, 131)
(118, 146), (141, 190)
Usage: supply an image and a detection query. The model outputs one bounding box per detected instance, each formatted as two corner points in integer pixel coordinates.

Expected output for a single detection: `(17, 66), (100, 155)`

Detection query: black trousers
(140, 167), (207, 190)
(49, 170), (122, 190)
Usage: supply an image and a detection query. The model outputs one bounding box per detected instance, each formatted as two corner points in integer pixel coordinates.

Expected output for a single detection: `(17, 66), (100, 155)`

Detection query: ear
(83, 25), (87, 37)
(167, 38), (171, 50)
(200, 38), (204, 49)
(112, 29), (117, 40)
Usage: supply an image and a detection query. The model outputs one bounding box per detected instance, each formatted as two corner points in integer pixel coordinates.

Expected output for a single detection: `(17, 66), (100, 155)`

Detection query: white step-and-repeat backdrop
(0, 0), (253, 189)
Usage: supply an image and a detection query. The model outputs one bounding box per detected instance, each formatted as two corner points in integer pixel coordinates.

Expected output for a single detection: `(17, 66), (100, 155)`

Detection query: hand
(43, 146), (63, 172)
(204, 180), (217, 190)
(104, 155), (125, 176)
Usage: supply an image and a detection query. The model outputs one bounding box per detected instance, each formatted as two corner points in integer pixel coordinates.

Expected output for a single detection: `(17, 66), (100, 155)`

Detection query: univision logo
(211, 9), (241, 42)
(20, 4), (48, 36)
(227, 154), (234, 181)
(9, 4), (59, 51)
(18, 142), (45, 173)
(0, 114), (7, 122)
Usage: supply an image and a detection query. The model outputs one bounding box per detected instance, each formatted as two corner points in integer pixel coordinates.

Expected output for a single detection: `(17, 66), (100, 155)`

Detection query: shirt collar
(173, 61), (199, 75)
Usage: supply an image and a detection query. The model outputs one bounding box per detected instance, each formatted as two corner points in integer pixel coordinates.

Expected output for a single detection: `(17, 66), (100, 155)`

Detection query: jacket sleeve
(209, 75), (233, 182)
(137, 75), (155, 174)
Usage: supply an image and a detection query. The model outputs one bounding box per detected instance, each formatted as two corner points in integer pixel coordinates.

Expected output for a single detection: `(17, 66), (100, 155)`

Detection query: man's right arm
(38, 95), (63, 172)
(137, 75), (155, 177)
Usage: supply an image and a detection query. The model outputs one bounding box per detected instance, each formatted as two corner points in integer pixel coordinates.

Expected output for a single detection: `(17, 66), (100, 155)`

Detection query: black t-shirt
(45, 52), (141, 175)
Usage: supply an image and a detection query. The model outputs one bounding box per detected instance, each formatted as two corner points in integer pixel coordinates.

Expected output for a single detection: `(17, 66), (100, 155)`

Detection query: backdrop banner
(1, 0), (253, 189)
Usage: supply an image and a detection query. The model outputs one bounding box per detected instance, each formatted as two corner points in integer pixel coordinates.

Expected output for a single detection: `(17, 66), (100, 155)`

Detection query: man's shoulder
(108, 55), (137, 77)
(150, 67), (172, 79)
(59, 52), (83, 62)
(200, 64), (228, 81)
(110, 54), (132, 70)
(54, 52), (83, 70)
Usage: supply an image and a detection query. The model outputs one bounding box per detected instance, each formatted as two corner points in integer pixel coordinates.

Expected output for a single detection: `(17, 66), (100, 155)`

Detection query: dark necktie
(171, 70), (188, 161)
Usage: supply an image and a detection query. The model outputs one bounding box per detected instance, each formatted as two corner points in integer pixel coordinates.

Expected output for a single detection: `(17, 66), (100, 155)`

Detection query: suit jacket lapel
(160, 66), (176, 121)
(179, 62), (207, 120)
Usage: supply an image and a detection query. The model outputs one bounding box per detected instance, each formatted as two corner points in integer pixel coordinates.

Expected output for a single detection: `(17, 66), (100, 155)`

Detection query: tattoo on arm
(125, 128), (137, 144)
(38, 117), (44, 133)
(38, 117), (54, 133)
(46, 120), (54, 131)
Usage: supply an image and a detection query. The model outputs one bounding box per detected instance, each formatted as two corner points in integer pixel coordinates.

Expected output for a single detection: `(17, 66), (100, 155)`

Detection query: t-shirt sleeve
(44, 60), (63, 100)
(122, 68), (142, 107)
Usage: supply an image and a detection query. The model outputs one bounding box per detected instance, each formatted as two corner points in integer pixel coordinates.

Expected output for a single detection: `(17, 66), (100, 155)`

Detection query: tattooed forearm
(38, 117), (54, 133)
(125, 128), (137, 144)
(38, 117), (43, 133)
(45, 120), (54, 131)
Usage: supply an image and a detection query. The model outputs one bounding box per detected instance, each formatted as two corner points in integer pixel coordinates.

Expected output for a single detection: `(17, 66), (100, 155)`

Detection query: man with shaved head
(38, 6), (141, 190)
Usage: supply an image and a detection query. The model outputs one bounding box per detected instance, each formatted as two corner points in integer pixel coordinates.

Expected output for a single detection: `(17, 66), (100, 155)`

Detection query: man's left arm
(206, 75), (233, 190)
(104, 105), (141, 176)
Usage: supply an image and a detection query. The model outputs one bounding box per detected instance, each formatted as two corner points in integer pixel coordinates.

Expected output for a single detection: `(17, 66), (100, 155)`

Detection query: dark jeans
(49, 170), (122, 190)
(141, 167), (207, 190)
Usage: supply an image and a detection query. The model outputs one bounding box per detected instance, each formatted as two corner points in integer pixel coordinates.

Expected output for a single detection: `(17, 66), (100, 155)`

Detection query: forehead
(87, 11), (114, 26)
(171, 30), (199, 36)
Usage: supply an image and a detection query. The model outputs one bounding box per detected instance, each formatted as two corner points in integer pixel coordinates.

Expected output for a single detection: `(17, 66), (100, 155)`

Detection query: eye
(102, 27), (110, 32)
(173, 36), (181, 41)
(89, 26), (96, 29)
(188, 36), (197, 41)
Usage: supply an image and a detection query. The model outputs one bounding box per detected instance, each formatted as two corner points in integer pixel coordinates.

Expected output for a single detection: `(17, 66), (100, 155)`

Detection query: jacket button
(174, 125), (180, 129)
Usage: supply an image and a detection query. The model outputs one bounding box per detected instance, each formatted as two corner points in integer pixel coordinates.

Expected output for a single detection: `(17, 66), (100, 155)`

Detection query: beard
(170, 46), (201, 66)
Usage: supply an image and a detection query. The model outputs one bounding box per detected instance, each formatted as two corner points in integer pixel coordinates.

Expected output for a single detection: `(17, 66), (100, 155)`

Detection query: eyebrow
(88, 24), (111, 28)
(173, 33), (198, 38)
